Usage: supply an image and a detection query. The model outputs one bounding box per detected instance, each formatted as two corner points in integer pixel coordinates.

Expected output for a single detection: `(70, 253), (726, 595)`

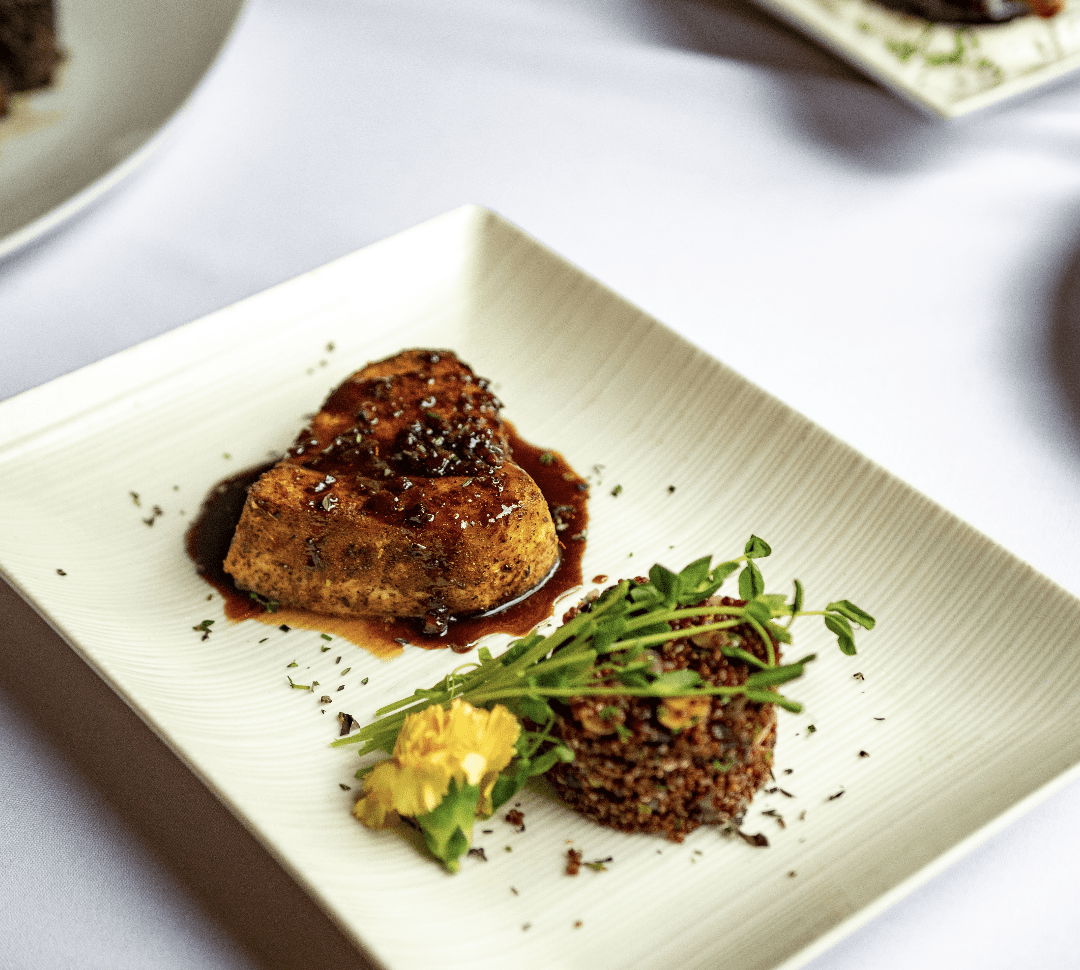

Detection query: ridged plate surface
(1, 206), (1079, 970)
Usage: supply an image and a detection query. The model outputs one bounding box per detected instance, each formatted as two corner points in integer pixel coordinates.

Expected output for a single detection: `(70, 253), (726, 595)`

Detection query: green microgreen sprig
(333, 537), (874, 811)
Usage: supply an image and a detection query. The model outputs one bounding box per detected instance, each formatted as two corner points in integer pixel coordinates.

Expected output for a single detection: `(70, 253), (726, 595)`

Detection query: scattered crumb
(566, 848), (582, 875)
(859, 750), (870, 758)
(505, 808), (525, 832)
(56, 568), (66, 576)
(467, 847), (488, 862)
(734, 829), (769, 848)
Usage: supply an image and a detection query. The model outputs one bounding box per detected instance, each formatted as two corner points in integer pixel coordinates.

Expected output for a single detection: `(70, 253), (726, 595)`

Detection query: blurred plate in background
(0, 0), (246, 261)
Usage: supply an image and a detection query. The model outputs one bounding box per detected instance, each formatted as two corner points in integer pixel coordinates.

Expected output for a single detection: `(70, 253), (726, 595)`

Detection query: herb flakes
(338, 712), (356, 736)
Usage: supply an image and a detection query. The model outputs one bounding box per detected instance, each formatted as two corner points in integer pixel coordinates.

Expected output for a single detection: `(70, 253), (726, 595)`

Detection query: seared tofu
(224, 350), (559, 632)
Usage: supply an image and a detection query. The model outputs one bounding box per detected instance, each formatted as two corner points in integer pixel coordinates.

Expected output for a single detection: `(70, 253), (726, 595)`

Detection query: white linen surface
(3, 0), (1080, 967)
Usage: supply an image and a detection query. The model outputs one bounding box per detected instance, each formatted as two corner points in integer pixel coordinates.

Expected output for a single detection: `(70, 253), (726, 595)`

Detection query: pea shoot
(334, 537), (874, 810)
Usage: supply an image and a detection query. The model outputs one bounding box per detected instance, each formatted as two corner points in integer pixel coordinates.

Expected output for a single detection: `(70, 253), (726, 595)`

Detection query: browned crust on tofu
(224, 350), (560, 627)
(546, 601), (777, 841)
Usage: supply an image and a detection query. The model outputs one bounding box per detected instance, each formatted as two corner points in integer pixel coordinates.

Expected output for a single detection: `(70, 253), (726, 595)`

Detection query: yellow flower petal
(352, 699), (521, 829)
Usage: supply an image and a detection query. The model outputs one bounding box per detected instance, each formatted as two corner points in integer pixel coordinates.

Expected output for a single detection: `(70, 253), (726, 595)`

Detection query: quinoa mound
(546, 596), (777, 841)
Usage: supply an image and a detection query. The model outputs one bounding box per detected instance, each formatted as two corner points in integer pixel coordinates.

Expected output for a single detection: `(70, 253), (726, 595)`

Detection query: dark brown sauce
(185, 424), (588, 658)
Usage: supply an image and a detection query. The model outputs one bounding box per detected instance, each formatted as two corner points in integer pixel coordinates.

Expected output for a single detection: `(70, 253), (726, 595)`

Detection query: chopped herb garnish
(339, 783), (352, 791)
(249, 591), (279, 613)
(287, 661), (298, 668)
(361, 677), (369, 685)
(539, 452), (555, 465)
(56, 568), (66, 576)
(611, 484), (623, 497)
(279, 624), (291, 632)
(341, 667), (351, 676)
(321, 633), (333, 641)
(806, 724), (817, 734)
(288, 676), (311, 690)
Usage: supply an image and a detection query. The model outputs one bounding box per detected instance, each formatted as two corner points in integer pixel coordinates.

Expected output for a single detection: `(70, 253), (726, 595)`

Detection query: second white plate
(0, 0), (246, 260)
(751, 0), (1080, 117)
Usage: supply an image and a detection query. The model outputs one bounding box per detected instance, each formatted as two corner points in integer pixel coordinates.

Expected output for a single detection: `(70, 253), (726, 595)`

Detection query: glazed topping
(290, 353), (506, 482)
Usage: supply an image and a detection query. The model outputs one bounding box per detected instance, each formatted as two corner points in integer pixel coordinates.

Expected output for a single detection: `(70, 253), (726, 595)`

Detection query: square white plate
(750, 0), (1080, 117)
(2, 206), (1080, 970)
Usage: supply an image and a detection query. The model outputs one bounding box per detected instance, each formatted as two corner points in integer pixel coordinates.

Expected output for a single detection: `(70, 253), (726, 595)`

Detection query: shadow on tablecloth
(634, 0), (964, 167)
(1045, 240), (1080, 447)
(0, 578), (377, 970)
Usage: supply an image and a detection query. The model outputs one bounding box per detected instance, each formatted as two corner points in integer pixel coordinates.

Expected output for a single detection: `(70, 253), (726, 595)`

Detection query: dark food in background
(546, 597), (778, 841)
(224, 350), (560, 634)
(877, 0), (1061, 22)
(0, 0), (62, 117)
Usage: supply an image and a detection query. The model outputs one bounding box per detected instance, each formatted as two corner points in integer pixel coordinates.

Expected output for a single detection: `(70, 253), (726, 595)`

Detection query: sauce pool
(185, 424), (588, 658)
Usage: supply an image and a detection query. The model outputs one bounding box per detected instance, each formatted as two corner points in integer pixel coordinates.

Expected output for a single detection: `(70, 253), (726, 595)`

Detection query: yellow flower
(354, 699), (520, 829)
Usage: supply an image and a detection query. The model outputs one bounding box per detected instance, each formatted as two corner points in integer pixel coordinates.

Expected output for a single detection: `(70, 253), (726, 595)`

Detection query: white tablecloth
(3, 1), (1080, 967)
